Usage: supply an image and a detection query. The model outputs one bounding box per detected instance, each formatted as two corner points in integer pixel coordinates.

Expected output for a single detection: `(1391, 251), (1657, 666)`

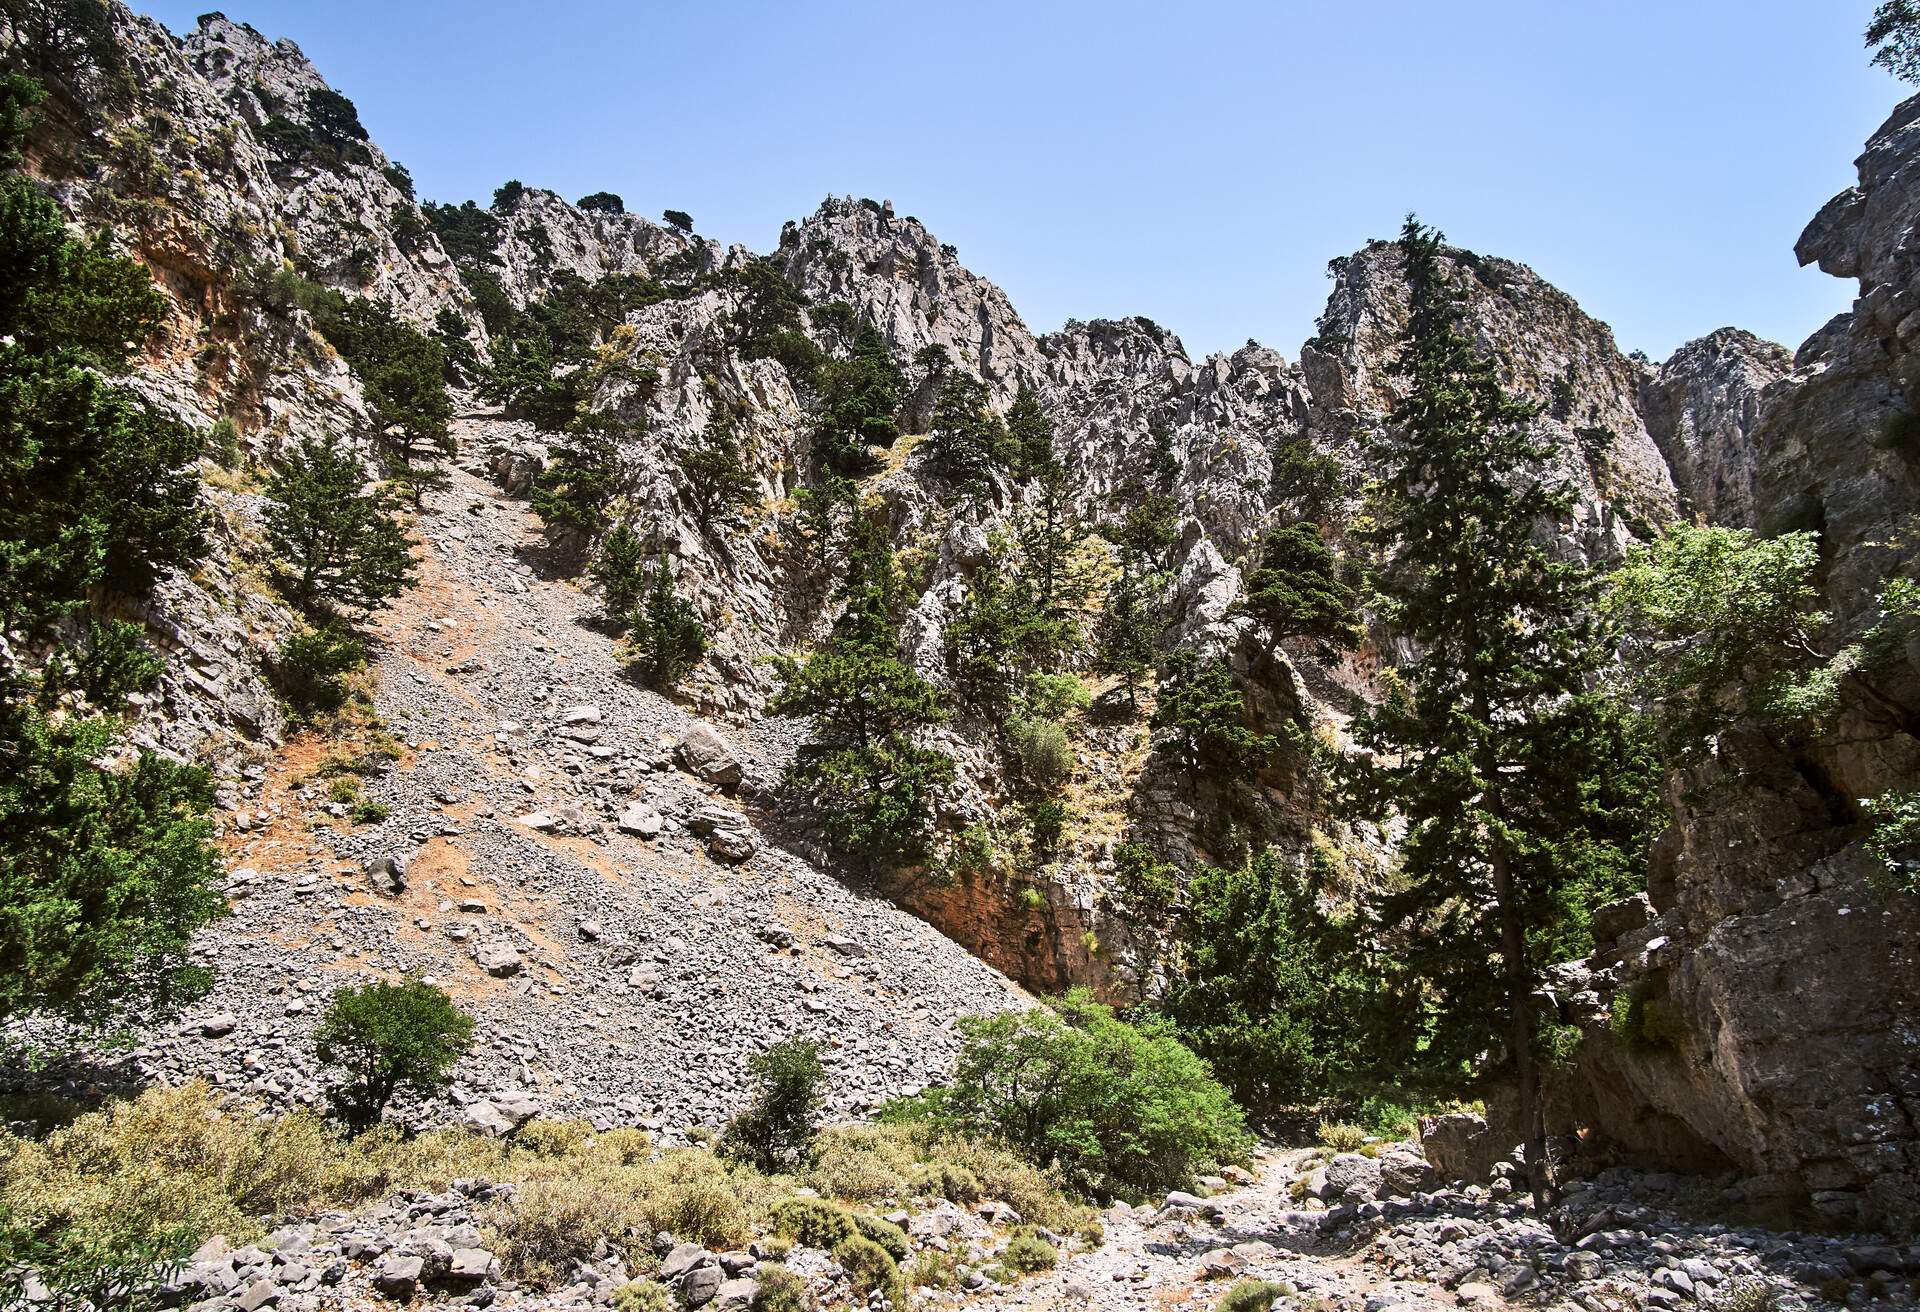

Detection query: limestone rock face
(777, 197), (1049, 407)
(1638, 328), (1793, 528)
(1557, 93), (1920, 1236)
(480, 185), (738, 311)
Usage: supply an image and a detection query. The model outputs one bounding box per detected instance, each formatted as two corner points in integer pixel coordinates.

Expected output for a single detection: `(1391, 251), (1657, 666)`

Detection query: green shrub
(1007, 715), (1073, 793)
(1113, 842), (1178, 911)
(313, 979), (474, 1128)
(750, 1265), (808, 1311)
(349, 800), (390, 825)
(1025, 797), (1068, 858)
(1218, 1280), (1289, 1312)
(1355, 1095), (1418, 1141)
(1609, 977), (1685, 1053)
(1023, 672), (1089, 720)
(928, 989), (1250, 1202)
(851, 1212), (909, 1263)
(271, 625), (365, 722)
(999, 1229), (1057, 1274)
(830, 1234), (904, 1307)
(1316, 1120), (1367, 1153)
(611, 1279), (672, 1312)
(772, 1197), (856, 1250)
(723, 1038), (825, 1173)
(207, 416), (242, 469)
(590, 521), (651, 618)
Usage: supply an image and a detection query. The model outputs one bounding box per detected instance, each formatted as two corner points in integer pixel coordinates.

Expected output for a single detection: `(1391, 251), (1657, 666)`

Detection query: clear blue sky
(141, 1), (1903, 363)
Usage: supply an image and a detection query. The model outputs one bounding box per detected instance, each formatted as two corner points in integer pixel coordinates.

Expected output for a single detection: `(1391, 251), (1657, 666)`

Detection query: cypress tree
(1092, 567), (1164, 711)
(1151, 649), (1273, 789)
(620, 555), (707, 688)
(262, 434), (417, 616)
(1346, 218), (1659, 1209)
(1232, 522), (1363, 661)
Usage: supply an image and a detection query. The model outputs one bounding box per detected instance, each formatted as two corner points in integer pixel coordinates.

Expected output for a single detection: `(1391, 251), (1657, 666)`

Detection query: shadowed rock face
(1556, 94), (1920, 1236)
(1638, 328), (1794, 529)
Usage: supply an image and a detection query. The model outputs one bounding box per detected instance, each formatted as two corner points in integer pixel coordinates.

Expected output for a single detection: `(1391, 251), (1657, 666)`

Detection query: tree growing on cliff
(1152, 649), (1273, 790)
(773, 516), (954, 865)
(532, 412), (624, 543)
(262, 434), (417, 616)
(1344, 218), (1660, 1210)
(620, 555), (708, 689)
(1232, 522), (1363, 661)
(925, 372), (1010, 492)
(678, 399), (760, 535)
(1092, 567), (1164, 711)
(1869, 1), (1920, 81)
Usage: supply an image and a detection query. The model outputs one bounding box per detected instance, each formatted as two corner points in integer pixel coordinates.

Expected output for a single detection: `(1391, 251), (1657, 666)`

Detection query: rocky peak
(777, 196), (1048, 406)
(1638, 327), (1792, 528)
(1309, 239), (1680, 556)
(480, 185), (736, 310)
(181, 11), (471, 330)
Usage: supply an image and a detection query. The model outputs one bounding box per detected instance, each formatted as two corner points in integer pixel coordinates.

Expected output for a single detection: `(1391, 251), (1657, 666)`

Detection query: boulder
(474, 942), (522, 977)
(372, 1254), (424, 1300)
(676, 724), (743, 788)
(1322, 1152), (1382, 1202)
(1420, 1111), (1496, 1183)
(617, 803), (664, 837)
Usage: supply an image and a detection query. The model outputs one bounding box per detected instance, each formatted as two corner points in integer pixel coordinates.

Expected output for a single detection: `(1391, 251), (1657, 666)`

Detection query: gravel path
(138, 430), (1025, 1133)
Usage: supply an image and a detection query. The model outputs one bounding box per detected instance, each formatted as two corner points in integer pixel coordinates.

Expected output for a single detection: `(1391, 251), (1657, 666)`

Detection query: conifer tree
(679, 399), (759, 536)
(1112, 483), (1181, 574)
(532, 412), (624, 542)
(620, 555), (707, 688)
(1232, 522), (1363, 661)
(262, 434), (417, 616)
(1152, 649), (1273, 790)
(772, 514), (953, 865)
(926, 372), (1010, 491)
(589, 519), (650, 617)
(946, 539), (1051, 721)
(1092, 566), (1164, 710)
(1010, 386), (1091, 643)
(810, 322), (904, 475)
(1346, 218), (1660, 1210)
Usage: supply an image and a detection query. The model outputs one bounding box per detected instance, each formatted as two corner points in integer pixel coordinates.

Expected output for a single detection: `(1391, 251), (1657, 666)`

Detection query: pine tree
(1010, 386), (1091, 644)
(1345, 218), (1660, 1210)
(946, 539), (1051, 720)
(1112, 483), (1181, 574)
(1092, 567), (1164, 710)
(262, 434), (417, 616)
(925, 372), (1010, 492)
(620, 555), (707, 688)
(679, 400), (759, 535)
(1151, 649), (1273, 789)
(589, 519), (650, 617)
(810, 322), (903, 475)
(532, 412), (623, 542)
(1232, 522), (1363, 661)
(772, 515), (953, 865)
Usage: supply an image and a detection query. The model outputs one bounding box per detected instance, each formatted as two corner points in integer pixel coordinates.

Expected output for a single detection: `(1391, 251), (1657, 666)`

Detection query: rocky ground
(112, 417), (1023, 1136)
(141, 1136), (1917, 1312)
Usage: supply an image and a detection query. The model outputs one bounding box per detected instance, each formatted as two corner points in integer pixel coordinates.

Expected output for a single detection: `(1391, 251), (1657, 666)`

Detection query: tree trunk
(1490, 843), (1552, 1212)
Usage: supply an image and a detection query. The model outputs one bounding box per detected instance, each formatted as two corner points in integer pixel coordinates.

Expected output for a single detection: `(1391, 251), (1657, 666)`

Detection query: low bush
(1316, 1120), (1367, 1153)
(1219, 1280), (1290, 1312)
(1006, 715), (1073, 793)
(750, 1264), (809, 1311)
(999, 1229), (1057, 1274)
(611, 1279), (671, 1312)
(831, 1234), (904, 1307)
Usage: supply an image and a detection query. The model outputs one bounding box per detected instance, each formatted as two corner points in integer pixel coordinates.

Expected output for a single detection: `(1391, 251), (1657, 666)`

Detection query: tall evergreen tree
(1345, 219), (1660, 1209)
(620, 555), (707, 689)
(1092, 566), (1164, 710)
(772, 514), (953, 865)
(532, 412), (624, 543)
(262, 434), (417, 616)
(1151, 649), (1273, 789)
(925, 372), (1009, 492)
(679, 399), (759, 536)
(1010, 386), (1091, 641)
(810, 322), (903, 475)
(1232, 522), (1363, 661)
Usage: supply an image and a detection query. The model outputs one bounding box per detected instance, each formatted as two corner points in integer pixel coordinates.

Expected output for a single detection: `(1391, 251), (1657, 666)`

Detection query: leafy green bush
(1113, 842), (1178, 912)
(1316, 1120), (1367, 1153)
(926, 990), (1250, 1202)
(313, 979), (475, 1128)
(270, 625), (365, 721)
(1864, 788), (1920, 893)
(852, 1212), (909, 1263)
(723, 1038), (825, 1172)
